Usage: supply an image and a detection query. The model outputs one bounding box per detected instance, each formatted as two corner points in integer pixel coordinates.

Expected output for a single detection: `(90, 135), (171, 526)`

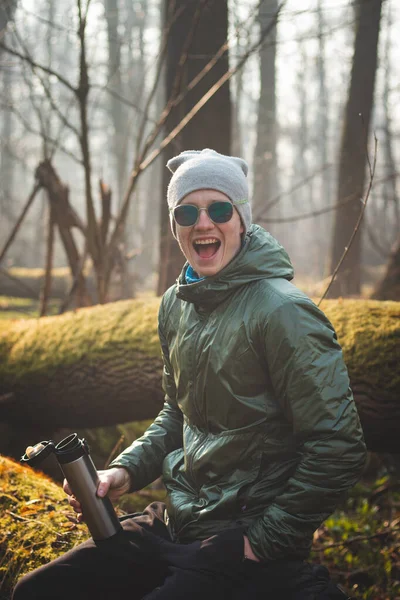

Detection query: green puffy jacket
(111, 225), (366, 561)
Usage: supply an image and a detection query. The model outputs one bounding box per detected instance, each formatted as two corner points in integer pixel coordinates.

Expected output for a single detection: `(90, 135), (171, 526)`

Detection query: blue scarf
(185, 264), (205, 284)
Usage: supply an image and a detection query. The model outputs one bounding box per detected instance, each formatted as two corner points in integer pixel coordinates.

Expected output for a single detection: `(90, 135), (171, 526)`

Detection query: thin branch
(18, 6), (75, 34)
(0, 266), (39, 299)
(318, 135), (378, 307)
(0, 182), (42, 264)
(39, 205), (55, 317)
(58, 246), (89, 314)
(258, 192), (358, 224)
(10, 23), (81, 144)
(0, 42), (77, 94)
(253, 163), (333, 222)
(91, 84), (155, 118)
(315, 526), (400, 550)
(364, 214), (392, 259)
(104, 434), (125, 469)
(19, 59), (49, 156)
(0, 101), (82, 164)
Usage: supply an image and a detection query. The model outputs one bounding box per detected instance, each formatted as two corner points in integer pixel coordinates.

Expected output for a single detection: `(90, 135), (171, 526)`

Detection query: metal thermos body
(55, 435), (122, 541)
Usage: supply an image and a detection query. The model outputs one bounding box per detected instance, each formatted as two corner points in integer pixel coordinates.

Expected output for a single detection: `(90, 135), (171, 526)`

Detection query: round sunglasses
(172, 201), (233, 227)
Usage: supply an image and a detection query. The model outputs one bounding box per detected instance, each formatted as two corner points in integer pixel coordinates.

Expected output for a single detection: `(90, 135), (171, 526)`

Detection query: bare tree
(104, 0), (126, 201)
(0, 0), (283, 307)
(157, 0), (231, 294)
(328, 0), (383, 297)
(253, 0), (278, 220)
(0, 0), (19, 249)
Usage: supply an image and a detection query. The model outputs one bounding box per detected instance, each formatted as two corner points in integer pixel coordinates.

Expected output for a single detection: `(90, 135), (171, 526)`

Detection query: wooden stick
(0, 182), (41, 264)
(39, 205), (55, 317)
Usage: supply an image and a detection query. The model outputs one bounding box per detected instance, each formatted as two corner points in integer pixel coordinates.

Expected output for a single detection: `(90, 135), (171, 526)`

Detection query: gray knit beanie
(167, 149), (252, 238)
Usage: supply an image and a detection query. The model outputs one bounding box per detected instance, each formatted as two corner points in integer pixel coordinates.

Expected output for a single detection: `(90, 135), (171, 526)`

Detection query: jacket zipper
(187, 307), (209, 488)
(191, 308), (208, 427)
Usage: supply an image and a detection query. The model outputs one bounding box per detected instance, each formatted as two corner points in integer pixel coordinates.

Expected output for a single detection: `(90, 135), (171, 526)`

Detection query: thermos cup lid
(21, 440), (55, 467)
(20, 434), (89, 467)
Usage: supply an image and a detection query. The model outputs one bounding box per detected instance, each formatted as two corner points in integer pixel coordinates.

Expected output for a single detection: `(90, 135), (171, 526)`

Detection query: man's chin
(191, 253), (222, 277)
(196, 263), (221, 277)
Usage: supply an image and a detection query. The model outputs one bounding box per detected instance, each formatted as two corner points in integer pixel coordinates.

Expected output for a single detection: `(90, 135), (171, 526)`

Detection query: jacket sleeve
(246, 298), (367, 561)
(109, 301), (183, 492)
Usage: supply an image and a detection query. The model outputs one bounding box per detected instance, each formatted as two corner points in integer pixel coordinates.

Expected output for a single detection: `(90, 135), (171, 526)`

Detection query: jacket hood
(176, 224), (294, 308)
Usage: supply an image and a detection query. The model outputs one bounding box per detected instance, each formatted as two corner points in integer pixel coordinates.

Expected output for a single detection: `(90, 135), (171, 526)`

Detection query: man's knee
(12, 569), (46, 600)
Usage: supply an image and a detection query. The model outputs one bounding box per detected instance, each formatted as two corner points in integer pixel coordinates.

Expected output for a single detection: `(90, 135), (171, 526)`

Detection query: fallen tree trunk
(0, 297), (164, 430)
(0, 267), (73, 299)
(0, 299), (399, 455)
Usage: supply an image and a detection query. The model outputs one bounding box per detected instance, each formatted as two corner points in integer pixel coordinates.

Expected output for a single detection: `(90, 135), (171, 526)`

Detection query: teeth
(194, 239), (219, 245)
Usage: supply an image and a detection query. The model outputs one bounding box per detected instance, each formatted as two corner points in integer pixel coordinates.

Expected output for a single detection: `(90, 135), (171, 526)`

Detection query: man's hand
(63, 467), (131, 521)
(243, 535), (260, 562)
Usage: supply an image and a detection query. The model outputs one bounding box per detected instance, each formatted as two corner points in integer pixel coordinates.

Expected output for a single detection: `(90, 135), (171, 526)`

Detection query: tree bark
(35, 159), (91, 306)
(253, 0), (278, 221)
(104, 0), (126, 203)
(39, 204), (55, 316)
(157, 0), (231, 294)
(328, 0), (382, 297)
(371, 236), (400, 300)
(0, 299), (398, 457)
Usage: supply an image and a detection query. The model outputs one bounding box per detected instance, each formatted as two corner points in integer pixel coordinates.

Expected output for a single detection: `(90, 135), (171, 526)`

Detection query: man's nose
(195, 208), (214, 229)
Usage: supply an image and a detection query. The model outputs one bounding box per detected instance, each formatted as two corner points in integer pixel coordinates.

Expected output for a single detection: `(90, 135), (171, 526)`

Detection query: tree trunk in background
(253, 0), (278, 222)
(328, 0), (382, 297)
(157, 0), (231, 295)
(0, 0), (18, 34)
(0, 67), (15, 245)
(104, 0), (126, 203)
(315, 0), (331, 279)
(370, 4), (400, 302)
(126, 0), (160, 287)
(371, 237), (400, 300)
(0, 2), (18, 247)
(230, 0), (245, 158)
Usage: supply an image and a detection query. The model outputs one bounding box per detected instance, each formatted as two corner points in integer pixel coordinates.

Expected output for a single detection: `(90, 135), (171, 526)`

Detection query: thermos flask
(21, 433), (122, 541)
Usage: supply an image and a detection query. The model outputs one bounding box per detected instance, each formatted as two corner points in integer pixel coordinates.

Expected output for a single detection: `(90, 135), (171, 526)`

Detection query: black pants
(12, 502), (348, 600)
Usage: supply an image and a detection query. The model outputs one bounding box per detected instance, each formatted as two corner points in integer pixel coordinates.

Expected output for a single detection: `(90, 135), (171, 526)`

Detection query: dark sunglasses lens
(208, 201), (233, 223)
(174, 205), (198, 226)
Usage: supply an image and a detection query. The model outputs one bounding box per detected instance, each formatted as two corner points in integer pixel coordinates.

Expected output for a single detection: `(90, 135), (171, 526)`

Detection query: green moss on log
(0, 298), (161, 385)
(1, 298), (398, 394)
(320, 299), (400, 394)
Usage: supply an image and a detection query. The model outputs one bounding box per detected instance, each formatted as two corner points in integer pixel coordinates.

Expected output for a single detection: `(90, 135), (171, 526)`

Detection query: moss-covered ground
(0, 455), (88, 599)
(0, 454), (166, 599)
(1, 455), (399, 599)
(312, 475), (400, 599)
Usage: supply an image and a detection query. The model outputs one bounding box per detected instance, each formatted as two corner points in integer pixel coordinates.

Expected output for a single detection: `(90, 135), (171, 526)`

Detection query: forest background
(0, 1), (399, 599)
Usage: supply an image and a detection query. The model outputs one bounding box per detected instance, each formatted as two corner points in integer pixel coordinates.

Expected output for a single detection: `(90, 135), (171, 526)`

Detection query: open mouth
(193, 238), (221, 259)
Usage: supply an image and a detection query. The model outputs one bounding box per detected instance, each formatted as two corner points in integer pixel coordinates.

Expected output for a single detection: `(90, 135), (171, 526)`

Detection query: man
(13, 149), (366, 599)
